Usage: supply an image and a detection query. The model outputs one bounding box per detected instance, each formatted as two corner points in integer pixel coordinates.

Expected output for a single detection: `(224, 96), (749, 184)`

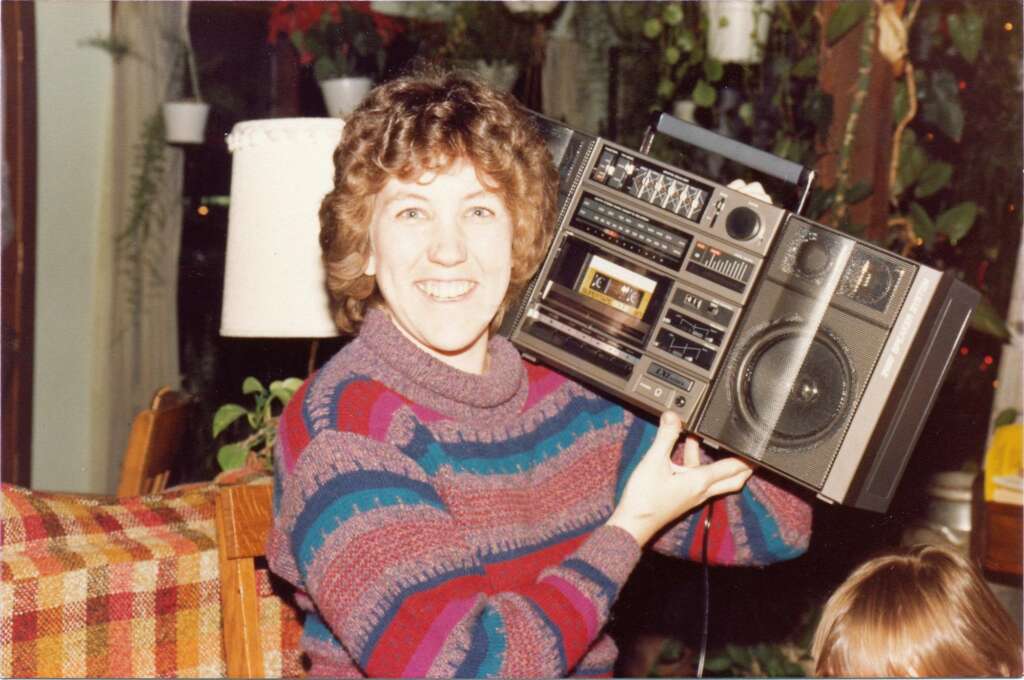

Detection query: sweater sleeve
(268, 428), (643, 678)
(614, 413), (812, 566)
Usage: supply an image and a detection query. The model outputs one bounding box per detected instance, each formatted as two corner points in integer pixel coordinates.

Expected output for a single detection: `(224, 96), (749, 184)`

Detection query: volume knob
(725, 206), (761, 241)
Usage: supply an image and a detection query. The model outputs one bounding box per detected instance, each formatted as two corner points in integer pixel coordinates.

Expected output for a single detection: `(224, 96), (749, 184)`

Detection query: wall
(32, 1), (113, 492)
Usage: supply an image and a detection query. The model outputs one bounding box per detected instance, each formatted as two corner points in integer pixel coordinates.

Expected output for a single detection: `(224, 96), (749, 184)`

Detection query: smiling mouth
(416, 280), (477, 301)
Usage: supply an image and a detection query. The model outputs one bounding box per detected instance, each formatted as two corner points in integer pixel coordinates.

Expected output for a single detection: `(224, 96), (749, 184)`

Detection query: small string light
(1004, 22), (1014, 32)
(959, 346), (970, 356)
(958, 80), (968, 91)
(197, 205), (210, 216)
(984, 355), (994, 365)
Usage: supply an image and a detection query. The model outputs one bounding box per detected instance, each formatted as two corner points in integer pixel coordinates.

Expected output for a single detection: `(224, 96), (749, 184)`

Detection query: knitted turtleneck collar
(351, 307), (529, 423)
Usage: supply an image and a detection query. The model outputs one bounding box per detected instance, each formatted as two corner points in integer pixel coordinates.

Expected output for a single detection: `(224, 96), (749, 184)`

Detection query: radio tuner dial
(725, 206), (761, 241)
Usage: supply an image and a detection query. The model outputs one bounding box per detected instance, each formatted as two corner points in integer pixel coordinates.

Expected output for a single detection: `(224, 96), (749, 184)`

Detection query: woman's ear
(364, 250), (376, 276)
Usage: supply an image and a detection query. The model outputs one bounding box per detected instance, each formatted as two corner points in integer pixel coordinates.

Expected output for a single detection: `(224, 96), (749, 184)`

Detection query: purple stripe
(543, 574), (598, 639)
(402, 596), (477, 677)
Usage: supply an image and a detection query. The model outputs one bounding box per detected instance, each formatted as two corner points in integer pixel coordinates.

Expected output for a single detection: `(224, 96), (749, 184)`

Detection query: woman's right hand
(606, 411), (753, 545)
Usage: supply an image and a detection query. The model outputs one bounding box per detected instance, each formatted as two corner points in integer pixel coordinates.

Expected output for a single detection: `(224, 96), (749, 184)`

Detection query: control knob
(725, 206), (761, 241)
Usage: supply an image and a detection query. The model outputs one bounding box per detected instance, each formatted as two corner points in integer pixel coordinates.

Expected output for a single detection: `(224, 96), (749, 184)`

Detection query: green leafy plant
(703, 603), (819, 677)
(212, 376), (303, 472)
(435, 2), (534, 67)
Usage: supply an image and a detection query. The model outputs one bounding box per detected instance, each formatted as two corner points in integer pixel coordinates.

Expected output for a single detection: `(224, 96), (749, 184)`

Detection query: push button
(636, 379), (674, 408)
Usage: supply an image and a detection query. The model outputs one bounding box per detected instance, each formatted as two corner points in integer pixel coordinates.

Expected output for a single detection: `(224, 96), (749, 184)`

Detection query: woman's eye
(469, 207), (495, 219)
(397, 208), (423, 220)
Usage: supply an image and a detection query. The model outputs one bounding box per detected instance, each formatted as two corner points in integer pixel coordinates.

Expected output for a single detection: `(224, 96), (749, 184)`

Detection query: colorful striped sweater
(267, 309), (811, 678)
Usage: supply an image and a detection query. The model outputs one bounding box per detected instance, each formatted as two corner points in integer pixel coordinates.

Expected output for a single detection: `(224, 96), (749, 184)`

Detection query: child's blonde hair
(813, 544), (1022, 677)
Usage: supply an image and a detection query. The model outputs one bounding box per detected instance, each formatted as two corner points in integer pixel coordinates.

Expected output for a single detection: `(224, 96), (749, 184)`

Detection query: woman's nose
(427, 220), (468, 266)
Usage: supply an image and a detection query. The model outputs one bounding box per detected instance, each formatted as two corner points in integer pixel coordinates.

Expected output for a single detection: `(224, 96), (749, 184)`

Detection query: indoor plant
(267, 1), (404, 117)
(435, 2), (535, 91)
(163, 28), (208, 144)
(212, 376), (303, 479)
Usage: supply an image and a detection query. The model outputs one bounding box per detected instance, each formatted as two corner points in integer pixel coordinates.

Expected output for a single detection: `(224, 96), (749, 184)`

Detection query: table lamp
(221, 118), (343, 343)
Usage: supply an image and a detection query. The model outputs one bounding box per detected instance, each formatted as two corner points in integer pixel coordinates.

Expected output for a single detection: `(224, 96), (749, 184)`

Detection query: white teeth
(416, 280), (475, 300)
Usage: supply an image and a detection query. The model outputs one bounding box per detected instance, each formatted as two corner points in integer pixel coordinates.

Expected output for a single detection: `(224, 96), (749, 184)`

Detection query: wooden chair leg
(216, 493), (266, 677)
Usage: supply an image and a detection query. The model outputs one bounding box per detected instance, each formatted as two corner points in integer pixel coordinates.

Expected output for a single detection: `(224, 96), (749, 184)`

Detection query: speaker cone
(735, 323), (853, 448)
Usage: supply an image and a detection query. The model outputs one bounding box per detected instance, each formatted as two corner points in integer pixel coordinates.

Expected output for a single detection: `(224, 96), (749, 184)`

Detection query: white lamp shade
(221, 118), (343, 337)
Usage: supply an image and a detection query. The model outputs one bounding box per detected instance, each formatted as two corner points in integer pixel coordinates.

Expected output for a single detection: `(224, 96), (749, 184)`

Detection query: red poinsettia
(267, 2), (404, 79)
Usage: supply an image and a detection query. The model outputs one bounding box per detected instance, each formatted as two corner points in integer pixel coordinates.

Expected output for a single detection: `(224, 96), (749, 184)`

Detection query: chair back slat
(117, 387), (190, 497)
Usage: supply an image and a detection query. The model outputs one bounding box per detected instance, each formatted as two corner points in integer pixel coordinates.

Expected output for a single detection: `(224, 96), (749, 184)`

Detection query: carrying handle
(641, 112), (816, 215)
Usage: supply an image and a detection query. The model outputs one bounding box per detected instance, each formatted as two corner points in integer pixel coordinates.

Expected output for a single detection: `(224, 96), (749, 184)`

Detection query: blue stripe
(525, 599), (567, 673)
(303, 611), (337, 643)
(561, 558), (617, 604)
(738, 488), (797, 561)
(454, 614), (489, 678)
(405, 399), (626, 476)
(293, 470), (444, 573)
(615, 417), (656, 502)
(359, 563), (485, 668)
(272, 450), (285, 515)
(453, 607), (505, 677)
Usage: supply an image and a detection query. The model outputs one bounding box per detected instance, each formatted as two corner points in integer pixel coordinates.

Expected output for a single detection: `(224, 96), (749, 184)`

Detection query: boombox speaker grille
(736, 322), (853, 447)
(697, 279), (888, 489)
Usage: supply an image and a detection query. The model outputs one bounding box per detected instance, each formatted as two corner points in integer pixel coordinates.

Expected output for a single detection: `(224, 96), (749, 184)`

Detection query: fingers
(682, 436), (701, 467)
(705, 467), (754, 497)
(680, 457), (753, 501)
(650, 411), (683, 458)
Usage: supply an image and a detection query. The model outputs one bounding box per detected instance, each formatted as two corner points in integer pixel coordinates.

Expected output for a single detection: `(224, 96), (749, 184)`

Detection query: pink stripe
(402, 596), (477, 677)
(367, 392), (406, 440)
(523, 370), (566, 410)
(543, 574), (599, 639)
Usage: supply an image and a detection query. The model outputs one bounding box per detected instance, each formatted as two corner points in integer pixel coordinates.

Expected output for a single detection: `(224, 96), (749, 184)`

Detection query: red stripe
(688, 506), (711, 561)
(281, 380), (312, 470)
(365, 535), (588, 675)
(483, 534), (586, 588)
(336, 380), (389, 435)
(366, 571), (490, 676)
(519, 580), (590, 665)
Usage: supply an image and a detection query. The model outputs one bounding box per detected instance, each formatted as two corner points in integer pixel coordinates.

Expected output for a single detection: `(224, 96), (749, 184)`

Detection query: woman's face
(365, 159), (513, 374)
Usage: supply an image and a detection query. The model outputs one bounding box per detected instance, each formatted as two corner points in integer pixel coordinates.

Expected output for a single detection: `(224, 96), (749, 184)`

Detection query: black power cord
(696, 503), (714, 678)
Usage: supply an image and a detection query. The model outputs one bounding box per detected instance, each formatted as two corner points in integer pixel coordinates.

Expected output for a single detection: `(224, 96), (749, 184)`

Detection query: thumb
(648, 411), (683, 459)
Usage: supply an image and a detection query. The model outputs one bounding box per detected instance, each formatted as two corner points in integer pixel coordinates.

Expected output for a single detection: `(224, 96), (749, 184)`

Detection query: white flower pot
(704, 0), (776, 64)
(163, 100), (210, 144)
(319, 76), (373, 119)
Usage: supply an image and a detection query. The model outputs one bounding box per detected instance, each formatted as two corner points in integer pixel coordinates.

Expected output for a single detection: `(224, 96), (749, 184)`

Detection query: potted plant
(435, 3), (536, 91)
(212, 376), (303, 483)
(267, 1), (405, 118)
(702, 0), (776, 65)
(163, 26), (209, 144)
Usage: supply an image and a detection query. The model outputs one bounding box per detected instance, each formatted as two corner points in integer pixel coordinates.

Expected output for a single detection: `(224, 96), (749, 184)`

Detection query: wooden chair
(116, 386), (191, 497)
(215, 483), (275, 678)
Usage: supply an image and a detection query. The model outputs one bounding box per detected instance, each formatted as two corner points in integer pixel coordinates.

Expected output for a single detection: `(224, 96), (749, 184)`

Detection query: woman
(812, 544), (1022, 677)
(267, 70), (812, 678)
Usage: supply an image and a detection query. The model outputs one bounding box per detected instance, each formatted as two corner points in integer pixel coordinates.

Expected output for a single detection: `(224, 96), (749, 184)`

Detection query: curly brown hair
(319, 69), (559, 334)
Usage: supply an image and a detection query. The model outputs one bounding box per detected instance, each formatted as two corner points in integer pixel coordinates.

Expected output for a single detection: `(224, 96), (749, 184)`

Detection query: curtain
(99, 2), (186, 491)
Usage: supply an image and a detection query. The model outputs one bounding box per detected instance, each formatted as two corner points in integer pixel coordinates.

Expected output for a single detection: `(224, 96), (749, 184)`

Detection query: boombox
(502, 113), (979, 512)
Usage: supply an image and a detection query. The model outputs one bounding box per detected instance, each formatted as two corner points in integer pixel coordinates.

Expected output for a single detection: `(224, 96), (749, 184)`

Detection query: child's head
(812, 544), (1022, 677)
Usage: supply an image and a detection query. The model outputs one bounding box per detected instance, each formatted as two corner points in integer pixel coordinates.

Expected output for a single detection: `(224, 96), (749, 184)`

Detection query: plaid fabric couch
(1, 483), (303, 678)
